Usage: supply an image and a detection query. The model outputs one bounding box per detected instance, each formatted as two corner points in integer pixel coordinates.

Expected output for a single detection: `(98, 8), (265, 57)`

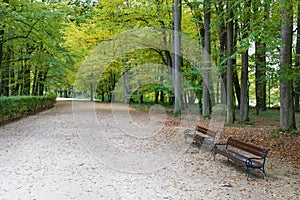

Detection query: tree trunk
(233, 68), (241, 108)
(32, 68), (38, 96)
(173, 0), (182, 115)
(255, 41), (267, 114)
(202, 0), (211, 118)
(295, 0), (300, 113)
(122, 70), (131, 104)
(226, 0), (234, 124)
(279, 0), (296, 131)
(240, 0), (250, 122)
(233, 21), (240, 109)
(20, 43), (31, 95)
(0, 25), (4, 96)
(159, 74), (165, 103)
(23, 60), (31, 95)
(135, 68), (143, 104)
(253, 0), (268, 114)
(1, 51), (9, 96)
(216, 0), (227, 105)
(1, 1), (10, 96)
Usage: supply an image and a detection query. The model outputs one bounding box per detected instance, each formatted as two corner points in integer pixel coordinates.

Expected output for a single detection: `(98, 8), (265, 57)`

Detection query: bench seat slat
(215, 149), (263, 168)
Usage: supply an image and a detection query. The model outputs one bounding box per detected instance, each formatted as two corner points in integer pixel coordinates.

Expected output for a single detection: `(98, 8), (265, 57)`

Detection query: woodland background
(0, 0), (299, 132)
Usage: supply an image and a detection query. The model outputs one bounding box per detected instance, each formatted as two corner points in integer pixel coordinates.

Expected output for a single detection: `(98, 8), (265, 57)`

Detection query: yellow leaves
(62, 20), (114, 58)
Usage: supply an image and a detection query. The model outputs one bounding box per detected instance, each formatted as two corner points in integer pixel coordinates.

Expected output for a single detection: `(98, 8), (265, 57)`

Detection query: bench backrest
(227, 137), (269, 158)
(195, 125), (217, 138)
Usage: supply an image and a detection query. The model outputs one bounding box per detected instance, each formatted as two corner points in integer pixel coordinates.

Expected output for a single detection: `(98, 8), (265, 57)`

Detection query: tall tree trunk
(202, 0), (211, 118)
(240, 0), (251, 122)
(295, 0), (300, 113)
(253, 0), (268, 114)
(1, 47), (10, 96)
(0, 0), (9, 96)
(233, 21), (241, 109)
(216, 0), (227, 105)
(122, 70), (131, 104)
(0, 25), (4, 96)
(173, 0), (182, 115)
(233, 69), (240, 108)
(226, 0), (234, 124)
(8, 48), (19, 96)
(38, 70), (48, 96)
(135, 68), (143, 104)
(165, 45), (173, 105)
(23, 60), (31, 95)
(23, 44), (31, 95)
(279, 0), (296, 131)
(32, 68), (38, 96)
(255, 41), (267, 114)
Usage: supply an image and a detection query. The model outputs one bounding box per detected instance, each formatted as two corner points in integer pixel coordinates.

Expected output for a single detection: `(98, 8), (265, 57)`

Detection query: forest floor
(0, 100), (299, 199)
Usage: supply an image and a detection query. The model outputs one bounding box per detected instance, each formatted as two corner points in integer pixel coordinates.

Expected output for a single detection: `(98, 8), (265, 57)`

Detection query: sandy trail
(0, 101), (299, 199)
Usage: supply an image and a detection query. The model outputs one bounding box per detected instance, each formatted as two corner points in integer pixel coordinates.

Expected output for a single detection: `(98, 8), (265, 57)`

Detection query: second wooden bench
(184, 125), (217, 147)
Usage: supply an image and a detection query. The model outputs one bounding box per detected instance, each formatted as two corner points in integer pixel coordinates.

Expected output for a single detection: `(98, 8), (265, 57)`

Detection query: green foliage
(0, 0), (76, 96)
(0, 94), (56, 123)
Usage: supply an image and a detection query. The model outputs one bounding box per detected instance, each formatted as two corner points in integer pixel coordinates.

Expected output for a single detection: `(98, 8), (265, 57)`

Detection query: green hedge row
(0, 94), (57, 123)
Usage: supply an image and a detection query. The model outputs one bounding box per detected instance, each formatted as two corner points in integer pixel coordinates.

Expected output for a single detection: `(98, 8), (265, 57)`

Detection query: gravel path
(0, 100), (299, 199)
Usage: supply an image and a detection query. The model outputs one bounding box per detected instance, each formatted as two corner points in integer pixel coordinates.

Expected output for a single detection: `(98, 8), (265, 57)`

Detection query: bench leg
(246, 166), (251, 181)
(262, 168), (267, 180)
(200, 137), (205, 146)
(212, 146), (217, 161)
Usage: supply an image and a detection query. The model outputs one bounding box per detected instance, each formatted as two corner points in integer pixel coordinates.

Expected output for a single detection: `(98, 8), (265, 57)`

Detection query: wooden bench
(213, 137), (269, 180)
(184, 125), (217, 147)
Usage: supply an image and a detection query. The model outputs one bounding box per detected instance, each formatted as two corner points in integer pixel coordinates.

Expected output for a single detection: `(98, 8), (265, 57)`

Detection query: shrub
(0, 94), (56, 123)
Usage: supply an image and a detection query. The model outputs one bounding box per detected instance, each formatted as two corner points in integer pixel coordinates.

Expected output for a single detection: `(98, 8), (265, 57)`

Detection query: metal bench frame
(213, 137), (269, 180)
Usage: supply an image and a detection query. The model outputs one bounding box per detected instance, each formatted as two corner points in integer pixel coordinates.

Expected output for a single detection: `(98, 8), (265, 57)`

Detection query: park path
(0, 100), (299, 200)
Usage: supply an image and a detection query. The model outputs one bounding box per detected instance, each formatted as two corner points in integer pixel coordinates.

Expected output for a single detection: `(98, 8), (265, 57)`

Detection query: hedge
(0, 94), (57, 123)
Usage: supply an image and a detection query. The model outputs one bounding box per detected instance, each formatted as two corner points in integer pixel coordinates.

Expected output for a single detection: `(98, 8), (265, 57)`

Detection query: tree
(0, 0), (75, 96)
(202, 0), (213, 118)
(279, 0), (296, 131)
(253, 0), (268, 114)
(240, 0), (251, 122)
(226, 0), (234, 124)
(214, 0), (227, 105)
(173, 0), (182, 115)
(295, 0), (300, 113)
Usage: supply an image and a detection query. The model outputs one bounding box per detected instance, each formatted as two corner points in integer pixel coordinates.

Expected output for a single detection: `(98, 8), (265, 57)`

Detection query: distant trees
(0, 0), (76, 97)
(1, 0), (299, 130)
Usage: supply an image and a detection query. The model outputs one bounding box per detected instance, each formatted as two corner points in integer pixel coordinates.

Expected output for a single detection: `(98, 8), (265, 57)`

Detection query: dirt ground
(0, 100), (299, 199)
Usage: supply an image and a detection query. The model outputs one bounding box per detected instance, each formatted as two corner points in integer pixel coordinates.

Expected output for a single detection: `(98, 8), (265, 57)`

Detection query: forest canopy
(0, 0), (299, 131)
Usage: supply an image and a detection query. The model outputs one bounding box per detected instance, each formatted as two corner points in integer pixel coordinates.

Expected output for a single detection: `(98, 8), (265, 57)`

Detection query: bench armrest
(245, 157), (266, 167)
